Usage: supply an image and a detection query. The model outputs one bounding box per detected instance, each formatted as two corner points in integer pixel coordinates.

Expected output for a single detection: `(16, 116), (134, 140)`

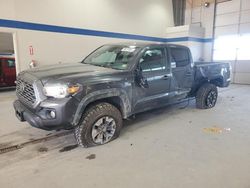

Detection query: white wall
(0, 0), (174, 72)
(185, 0), (250, 84)
(185, 0), (215, 61)
(214, 0), (250, 84)
(0, 32), (14, 54)
(166, 25), (205, 61)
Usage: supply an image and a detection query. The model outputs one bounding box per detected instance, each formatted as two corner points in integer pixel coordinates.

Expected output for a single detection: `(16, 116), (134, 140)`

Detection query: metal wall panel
(215, 12), (240, 26)
(191, 8), (202, 23)
(216, 0), (241, 15)
(234, 72), (250, 84)
(234, 61), (250, 73)
(214, 0), (250, 84)
(215, 25), (238, 37)
(240, 23), (250, 34)
(242, 0), (250, 10)
(240, 10), (250, 24)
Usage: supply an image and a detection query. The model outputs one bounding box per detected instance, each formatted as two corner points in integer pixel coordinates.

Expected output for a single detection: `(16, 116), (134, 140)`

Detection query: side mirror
(135, 66), (149, 88)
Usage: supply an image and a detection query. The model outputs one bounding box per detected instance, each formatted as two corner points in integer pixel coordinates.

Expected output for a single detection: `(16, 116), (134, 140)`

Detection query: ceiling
(0, 32), (14, 54)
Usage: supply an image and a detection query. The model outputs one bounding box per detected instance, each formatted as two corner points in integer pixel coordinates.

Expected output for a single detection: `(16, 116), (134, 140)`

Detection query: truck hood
(23, 63), (121, 84)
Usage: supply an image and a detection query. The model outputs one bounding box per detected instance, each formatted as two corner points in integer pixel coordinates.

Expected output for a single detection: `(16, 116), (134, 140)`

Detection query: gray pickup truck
(14, 43), (231, 147)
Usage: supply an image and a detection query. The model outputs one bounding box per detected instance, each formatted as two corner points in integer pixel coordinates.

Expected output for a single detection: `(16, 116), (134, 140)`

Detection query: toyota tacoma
(13, 43), (231, 147)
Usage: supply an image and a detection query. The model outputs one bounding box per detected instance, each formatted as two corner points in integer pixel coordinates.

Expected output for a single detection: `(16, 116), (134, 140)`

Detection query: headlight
(43, 83), (80, 98)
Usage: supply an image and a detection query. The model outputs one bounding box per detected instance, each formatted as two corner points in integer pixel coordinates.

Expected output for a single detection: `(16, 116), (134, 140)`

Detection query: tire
(196, 83), (218, 109)
(74, 102), (123, 147)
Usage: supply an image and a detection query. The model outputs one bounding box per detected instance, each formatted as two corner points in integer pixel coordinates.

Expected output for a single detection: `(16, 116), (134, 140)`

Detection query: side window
(170, 47), (190, 67)
(7, 59), (15, 68)
(139, 48), (165, 72)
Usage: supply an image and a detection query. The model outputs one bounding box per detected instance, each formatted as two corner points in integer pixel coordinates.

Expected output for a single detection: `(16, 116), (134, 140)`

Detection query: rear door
(168, 46), (194, 96)
(133, 46), (171, 112)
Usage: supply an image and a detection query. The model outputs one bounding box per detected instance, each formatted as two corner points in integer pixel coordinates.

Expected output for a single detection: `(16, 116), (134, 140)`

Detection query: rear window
(170, 48), (190, 67)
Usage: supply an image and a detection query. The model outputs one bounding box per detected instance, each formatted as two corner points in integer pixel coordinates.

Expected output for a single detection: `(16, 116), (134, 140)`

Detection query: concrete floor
(0, 84), (250, 188)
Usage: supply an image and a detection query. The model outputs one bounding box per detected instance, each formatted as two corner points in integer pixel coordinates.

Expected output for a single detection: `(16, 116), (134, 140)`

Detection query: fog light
(49, 110), (56, 119)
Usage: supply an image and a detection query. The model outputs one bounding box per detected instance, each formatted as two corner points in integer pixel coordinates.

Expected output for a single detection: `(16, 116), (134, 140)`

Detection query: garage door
(213, 0), (250, 84)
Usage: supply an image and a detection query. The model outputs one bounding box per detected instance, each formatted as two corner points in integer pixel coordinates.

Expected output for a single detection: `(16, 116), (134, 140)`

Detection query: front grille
(16, 78), (36, 105)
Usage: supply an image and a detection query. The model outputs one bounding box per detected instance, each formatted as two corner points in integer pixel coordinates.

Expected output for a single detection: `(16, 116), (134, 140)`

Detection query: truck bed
(193, 61), (231, 88)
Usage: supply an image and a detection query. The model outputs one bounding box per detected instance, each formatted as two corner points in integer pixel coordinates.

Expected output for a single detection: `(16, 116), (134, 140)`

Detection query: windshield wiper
(92, 64), (111, 68)
(104, 62), (115, 68)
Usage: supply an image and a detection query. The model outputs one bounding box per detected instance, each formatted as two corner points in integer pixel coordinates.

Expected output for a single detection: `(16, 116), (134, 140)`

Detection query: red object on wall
(0, 57), (16, 87)
(29, 45), (34, 55)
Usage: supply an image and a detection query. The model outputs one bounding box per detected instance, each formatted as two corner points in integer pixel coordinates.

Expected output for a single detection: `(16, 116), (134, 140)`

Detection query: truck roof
(104, 42), (188, 49)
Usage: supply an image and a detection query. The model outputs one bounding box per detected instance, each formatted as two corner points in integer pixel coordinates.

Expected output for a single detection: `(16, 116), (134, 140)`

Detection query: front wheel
(196, 83), (218, 109)
(74, 102), (123, 147)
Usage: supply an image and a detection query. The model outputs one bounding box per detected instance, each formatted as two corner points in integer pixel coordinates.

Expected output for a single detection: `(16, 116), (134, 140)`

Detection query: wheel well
(191, 78), (222, 97)
(84, 96), (125, 118)
(190, 79), (208, 97)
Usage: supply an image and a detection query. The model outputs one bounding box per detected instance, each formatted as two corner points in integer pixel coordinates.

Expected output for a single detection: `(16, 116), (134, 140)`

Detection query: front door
(133, 46), (171, 113)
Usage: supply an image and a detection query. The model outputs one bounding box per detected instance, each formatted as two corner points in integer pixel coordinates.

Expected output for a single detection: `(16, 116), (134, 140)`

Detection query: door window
(139, 48), (165, 72)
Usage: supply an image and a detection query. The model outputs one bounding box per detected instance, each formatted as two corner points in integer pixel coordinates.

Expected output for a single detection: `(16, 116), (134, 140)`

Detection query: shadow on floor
(0, 87), (16, 92)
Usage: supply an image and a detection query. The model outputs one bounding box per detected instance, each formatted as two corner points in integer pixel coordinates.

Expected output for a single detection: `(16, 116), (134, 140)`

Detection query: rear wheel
(74, 102), (122, 147)
(196, 83), (218, 109)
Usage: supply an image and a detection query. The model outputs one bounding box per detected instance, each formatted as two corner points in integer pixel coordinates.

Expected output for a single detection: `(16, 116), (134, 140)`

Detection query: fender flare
(72, 88), (131, 126)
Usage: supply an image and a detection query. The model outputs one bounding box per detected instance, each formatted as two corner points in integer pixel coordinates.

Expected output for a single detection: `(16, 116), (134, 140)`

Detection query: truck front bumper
(13, 98), (77, 131)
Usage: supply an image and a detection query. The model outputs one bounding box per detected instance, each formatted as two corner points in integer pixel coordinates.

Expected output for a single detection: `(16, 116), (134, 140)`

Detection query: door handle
(186, 72), (192, 76)
(162, 74), (172, 80)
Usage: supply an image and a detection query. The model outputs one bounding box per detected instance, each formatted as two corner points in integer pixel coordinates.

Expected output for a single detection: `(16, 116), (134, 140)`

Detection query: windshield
(82, 45), (141, 70)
